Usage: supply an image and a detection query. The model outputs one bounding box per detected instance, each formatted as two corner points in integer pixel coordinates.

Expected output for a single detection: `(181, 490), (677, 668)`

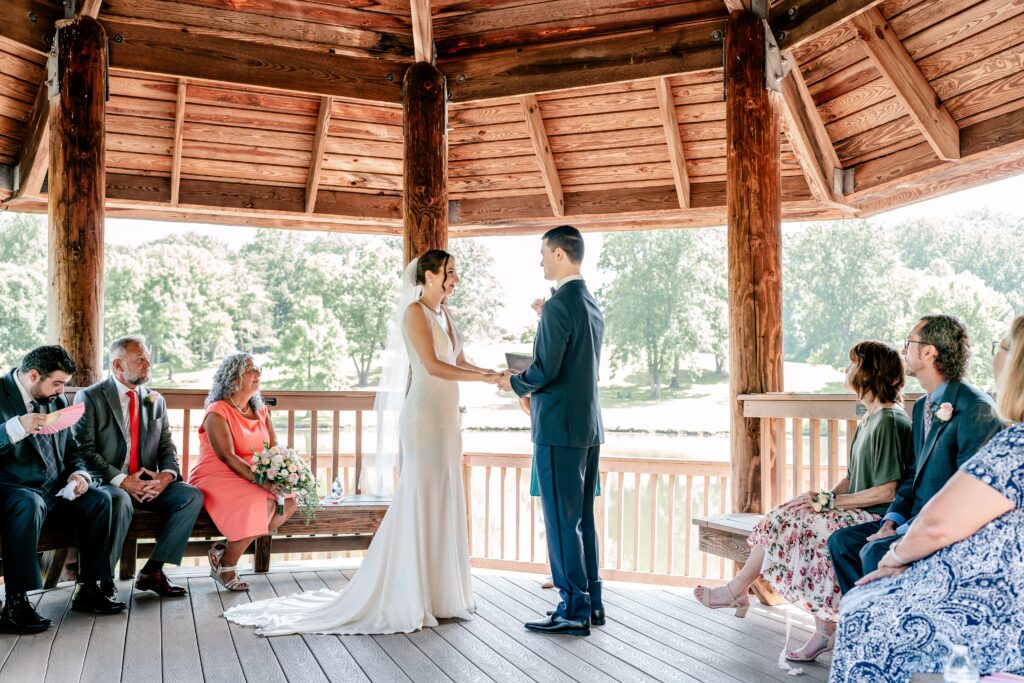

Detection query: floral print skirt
(748, 500), (879, 621)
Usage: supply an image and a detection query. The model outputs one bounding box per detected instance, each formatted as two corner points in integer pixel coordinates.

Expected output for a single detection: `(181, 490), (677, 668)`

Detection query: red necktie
(127, 390), (141, 474)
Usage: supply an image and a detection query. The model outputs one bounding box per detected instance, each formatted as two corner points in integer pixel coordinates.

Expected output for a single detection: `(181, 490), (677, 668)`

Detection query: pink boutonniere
(933, 401), (953, 423)
(145, 390), (162, 406)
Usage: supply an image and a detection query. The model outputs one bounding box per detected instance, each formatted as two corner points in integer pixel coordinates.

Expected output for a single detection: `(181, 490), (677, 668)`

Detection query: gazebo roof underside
(1, 0), (1023, 236)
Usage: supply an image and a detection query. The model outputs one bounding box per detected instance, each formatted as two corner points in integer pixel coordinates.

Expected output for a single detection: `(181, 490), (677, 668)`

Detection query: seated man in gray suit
(74, 336), (203, 598)
(829, 314), (1004, 593)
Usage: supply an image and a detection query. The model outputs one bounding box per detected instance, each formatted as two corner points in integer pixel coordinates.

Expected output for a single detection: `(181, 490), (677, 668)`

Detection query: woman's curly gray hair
(205, 352), (265, 412)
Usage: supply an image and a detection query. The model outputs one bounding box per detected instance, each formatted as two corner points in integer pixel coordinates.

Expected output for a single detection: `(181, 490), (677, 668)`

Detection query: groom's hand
(531, 298), (544, 316)
(497, 371), (514, 392)
(518, 396), (531, 416)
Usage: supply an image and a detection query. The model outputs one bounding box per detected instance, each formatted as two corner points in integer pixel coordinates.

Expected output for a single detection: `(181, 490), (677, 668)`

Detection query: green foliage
(0, 214), (46, 367)
(447, 238), (505, 342)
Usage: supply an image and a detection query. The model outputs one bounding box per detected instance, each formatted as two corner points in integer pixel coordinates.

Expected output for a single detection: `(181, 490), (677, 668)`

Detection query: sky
(103, 172), (1024, 335)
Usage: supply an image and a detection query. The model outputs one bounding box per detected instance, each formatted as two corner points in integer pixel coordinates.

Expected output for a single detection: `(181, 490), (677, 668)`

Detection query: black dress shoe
(136, 570), (187, 597)
(546, 608), (606, 626)
(0, 593), (51, 634)
(71, 582), (127, 614)
(525, 614), (590, 637)
(100, 579), (119, 601)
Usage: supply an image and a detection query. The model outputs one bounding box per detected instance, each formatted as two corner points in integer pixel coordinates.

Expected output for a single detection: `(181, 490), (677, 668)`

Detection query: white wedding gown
(224, 303), (475, 635)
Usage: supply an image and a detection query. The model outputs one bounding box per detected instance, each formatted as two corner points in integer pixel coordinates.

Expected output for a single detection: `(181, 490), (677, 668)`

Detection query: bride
(224, 249), (501, 635)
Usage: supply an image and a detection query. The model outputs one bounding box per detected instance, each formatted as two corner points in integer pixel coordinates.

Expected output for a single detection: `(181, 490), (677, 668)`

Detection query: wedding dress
(223, 300), (475, 635)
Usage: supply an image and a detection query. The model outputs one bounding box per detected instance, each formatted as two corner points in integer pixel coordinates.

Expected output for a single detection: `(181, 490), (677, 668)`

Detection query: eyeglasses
(243, 365), (262, 375)
(992, 340), (1011, 356)
(903, 339), (929, 352)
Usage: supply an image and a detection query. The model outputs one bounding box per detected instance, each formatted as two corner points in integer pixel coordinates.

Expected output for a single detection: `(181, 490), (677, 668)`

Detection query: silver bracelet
(886, 545), (910, 566)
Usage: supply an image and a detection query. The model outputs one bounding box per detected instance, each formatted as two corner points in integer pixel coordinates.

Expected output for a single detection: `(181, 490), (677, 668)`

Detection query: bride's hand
(482, 371), (503, 384)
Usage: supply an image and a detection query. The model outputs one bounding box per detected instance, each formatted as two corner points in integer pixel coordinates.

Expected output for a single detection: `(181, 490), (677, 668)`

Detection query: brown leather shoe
(135, 570), (187, 597)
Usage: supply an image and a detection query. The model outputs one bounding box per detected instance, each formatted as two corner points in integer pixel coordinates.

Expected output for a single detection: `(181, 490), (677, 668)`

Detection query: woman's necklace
(419, 297), (443, 316)
(230, 397), (252, 416)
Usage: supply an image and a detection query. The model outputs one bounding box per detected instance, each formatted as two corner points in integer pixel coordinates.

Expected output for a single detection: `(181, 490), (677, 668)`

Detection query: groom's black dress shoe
(136, 570), (187, 597)
(525, 614), (590, 637)
(547, 608), (605, 626)
(0, 593), (51, 634)
(71, 582), (127, 614)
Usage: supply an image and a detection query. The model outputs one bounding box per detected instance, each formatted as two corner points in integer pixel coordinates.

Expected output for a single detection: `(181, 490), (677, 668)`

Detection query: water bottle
(943, 645), (980, 683)
(330, 477), (343, 503)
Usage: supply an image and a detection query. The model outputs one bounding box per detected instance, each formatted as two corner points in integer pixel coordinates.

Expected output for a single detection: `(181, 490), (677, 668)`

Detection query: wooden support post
(48, 15), (107, 386)
(402, 62), (448, 263)
(726, 11), (784, 516)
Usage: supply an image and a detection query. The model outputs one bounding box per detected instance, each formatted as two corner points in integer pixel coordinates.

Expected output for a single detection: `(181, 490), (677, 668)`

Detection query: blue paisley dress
(829, 422), (1024, 683)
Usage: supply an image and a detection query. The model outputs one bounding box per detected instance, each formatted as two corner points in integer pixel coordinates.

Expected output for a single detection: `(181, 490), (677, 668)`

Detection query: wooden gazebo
(2, 0), (1023, 518)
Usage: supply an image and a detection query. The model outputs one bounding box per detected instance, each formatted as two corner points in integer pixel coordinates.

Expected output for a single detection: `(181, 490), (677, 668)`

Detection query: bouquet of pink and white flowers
(250, 443), (321, 524)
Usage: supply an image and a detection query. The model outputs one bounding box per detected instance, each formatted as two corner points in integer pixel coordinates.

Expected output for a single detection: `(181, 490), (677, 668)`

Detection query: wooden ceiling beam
(653, 77), (691, 210)
(169, 79), (187, 206)
(779, 56), (848, 209)
(305, 96), (334, 213)
(519, 95), (564, 217)
(772, 0), (884, 52)
(410, 0), (434, 63)
(441, 21), (724, 102)
(100, 17), (405, 103)
(850, 7), (959, 160)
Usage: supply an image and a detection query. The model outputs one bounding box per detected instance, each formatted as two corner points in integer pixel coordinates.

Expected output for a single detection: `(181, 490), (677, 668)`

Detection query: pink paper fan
(38, 402), (86, 435)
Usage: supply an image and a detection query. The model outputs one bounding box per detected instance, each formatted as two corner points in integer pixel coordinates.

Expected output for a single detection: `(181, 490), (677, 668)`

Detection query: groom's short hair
(543, 225), (584, 264)
(918, 314), (971, 381)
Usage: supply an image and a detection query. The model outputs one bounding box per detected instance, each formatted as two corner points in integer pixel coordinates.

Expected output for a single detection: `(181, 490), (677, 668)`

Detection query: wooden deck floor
(0, 564), (832, 682)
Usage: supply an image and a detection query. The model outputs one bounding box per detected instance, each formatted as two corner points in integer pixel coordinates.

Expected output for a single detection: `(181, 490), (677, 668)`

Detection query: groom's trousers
(535, 444), (603, 623)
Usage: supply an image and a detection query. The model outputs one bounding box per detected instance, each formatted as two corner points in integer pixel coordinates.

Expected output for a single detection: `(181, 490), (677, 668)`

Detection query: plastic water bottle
(330, 477), (344, 503)
(943, 645), (980, 683)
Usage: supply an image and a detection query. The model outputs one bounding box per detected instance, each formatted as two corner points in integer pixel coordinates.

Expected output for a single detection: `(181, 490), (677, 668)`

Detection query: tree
(0, 214), (46, 367)
(446, 238), (505, 342)
(277, 294), (346, 389)
(598, 230), (703, 399)
(784, 221), (912, 368)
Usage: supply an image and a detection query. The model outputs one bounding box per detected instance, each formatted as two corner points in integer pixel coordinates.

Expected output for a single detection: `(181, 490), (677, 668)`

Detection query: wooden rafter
(779, 56), (847, 208)
(519, 95), (564, 217)
(305, 96), (334, 214)
(169, 79), (187, 206)
(409, 0), (433, 63)
(850, 7), (959, 161)
(773, 0), (884, 52)
(653, 77), (690, 210)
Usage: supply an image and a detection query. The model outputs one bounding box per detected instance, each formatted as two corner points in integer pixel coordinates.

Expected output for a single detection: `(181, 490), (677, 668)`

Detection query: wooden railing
(741, 392), (921, 509)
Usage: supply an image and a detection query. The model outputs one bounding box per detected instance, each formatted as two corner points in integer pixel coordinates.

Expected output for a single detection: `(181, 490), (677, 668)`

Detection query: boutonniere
(932, 401), (953, 423)
(145, 390), (162, 406)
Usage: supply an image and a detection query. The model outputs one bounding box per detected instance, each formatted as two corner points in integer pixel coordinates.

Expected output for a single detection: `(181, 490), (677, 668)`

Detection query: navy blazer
(0, 368), (87, 489)
(510, 279), (604, 448)
(73, 376), (180, 483)
(886, 380), (1002, 524)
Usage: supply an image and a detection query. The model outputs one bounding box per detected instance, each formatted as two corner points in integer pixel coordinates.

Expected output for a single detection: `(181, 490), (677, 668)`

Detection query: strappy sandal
(208, 541), (226, 571)
(787, 632), (836, 662)
(211, 565), (249, 592)
(694, 582), (750, 618)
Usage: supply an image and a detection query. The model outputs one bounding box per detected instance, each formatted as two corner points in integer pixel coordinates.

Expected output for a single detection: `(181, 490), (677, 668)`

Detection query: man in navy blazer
(499, 225), (605, 637)
(829, 315), (1003, 593)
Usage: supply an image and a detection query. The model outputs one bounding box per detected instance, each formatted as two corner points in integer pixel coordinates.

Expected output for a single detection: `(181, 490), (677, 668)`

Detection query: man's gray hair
(108, 335), (147, 366)
(206, 352), (265, 412)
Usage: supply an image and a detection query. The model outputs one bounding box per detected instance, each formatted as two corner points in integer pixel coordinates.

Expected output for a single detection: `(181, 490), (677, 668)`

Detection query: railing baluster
(828, 420), (839, 488)
(287, 411), (296, 449)
(774, 418), (786, 508)
(354, 410), (363, 490)
(530, 488), (536, 563)
(666, 473), (676, 575)
(331, 410), (340, 483)
(515, 466), (521, 561)
(846, 419), (858, 459)
(810, 418), (821, 491)
(484, 466), (491, 558)
(464, 462), (473, 556)
(648, 474), (658, 573)
(683, 475), (693, 576)
(310, 410), (318, 476)
(616, 472), (624, 570)
(718, 476), (727, 577)
(596, 471), (607, 569)
(701, 475), (711, 576)
(792, 417), (803, 499)
(760, 417), (772, 510)
(499, 467), (506, 559)
(181, 408), (191, 477)
(632, 472), (641, 571)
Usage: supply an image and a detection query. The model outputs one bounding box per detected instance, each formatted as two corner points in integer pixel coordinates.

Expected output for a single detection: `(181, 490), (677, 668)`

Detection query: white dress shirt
(4, 370), (90, 483)
(554, 274), (584, 291)
(110, 377), (176, 487)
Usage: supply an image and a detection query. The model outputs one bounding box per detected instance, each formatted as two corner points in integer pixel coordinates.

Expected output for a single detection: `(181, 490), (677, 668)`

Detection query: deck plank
(43, 593), (94, 683)
(243, 572), (329, 683)
(162, 582), (205, 681)
(432, 621), (534, 683)
(0, 592), (43, 671)
(0, 586), (74, 682)
(123, 583), (163, 682)
(188, 576), (246, 683)
(217, 572), (289, 683)
(79, 579), (133, 683)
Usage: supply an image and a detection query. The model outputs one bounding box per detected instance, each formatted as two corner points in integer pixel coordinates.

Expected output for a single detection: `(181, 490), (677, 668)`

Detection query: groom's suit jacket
(885, 380), (1002, 527)
(510, 279), (604, 448)
(73, 376), (180, 483)
(0, 368), (87, 490)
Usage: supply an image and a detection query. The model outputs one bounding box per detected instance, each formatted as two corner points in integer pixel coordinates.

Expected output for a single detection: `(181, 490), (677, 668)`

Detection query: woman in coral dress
(188, 353), (297, 590)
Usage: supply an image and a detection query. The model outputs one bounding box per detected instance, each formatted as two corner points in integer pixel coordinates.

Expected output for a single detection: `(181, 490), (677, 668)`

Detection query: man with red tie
(74, 336), (203, 599)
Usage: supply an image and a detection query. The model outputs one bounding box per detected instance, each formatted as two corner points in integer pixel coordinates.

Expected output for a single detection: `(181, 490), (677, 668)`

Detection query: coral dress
(189, 401), (277, 542)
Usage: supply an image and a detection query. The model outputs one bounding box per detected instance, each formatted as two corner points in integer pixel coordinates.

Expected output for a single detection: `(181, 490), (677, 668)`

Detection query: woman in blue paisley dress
(830, 316), (1024, 683)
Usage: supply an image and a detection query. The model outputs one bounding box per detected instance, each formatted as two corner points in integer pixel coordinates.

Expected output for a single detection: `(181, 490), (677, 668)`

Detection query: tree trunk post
(47, 15), (107, 385)
(402, 62), (448, 264)
(726, 9), (784, 516)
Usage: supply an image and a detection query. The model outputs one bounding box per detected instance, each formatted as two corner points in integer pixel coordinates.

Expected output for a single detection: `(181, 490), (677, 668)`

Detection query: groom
(499, 225), (605, 637)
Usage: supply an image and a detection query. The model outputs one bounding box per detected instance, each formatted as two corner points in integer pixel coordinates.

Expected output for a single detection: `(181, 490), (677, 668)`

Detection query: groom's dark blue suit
(511, 279), (604, 623)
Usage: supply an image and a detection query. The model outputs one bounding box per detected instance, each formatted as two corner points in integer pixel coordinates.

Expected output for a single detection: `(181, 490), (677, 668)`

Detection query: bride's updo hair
(416, 249), (452, 287)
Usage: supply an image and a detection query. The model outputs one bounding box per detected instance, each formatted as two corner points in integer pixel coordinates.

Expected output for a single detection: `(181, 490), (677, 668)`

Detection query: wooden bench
(693, 512), (784, 605)
(2, 495), (388, 588)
